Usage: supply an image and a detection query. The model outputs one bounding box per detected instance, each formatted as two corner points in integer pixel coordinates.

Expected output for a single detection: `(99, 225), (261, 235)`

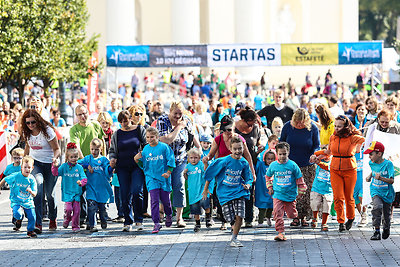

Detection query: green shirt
(69, 121), (104, 156)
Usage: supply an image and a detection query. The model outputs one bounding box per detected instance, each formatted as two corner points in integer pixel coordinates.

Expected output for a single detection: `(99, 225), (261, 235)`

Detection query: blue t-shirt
(255, 160), (273, 209)
(4, 164), (21, 177)
(203, 155), (252, 205)
(5, 172), (37, 209)
(369, 159), (395, 203)
(78, 155), (114, 203)
(50, 118), (66, 127)
(139, 142), (176, 192)
(57, 163), (87, 202)
(311, 164), (332, 196)
(254, 95), (265, 111)
(266, 160), (303, 202)
(186, 161), (213, 205)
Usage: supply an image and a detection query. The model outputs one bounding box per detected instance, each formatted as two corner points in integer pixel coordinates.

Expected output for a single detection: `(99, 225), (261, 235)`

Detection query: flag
(0, 131), (8, 178)
(87, 51), (99, 115)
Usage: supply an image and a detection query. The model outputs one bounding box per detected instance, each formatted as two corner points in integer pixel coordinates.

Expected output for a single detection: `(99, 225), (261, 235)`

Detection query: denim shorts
(190, 197), (211, 215)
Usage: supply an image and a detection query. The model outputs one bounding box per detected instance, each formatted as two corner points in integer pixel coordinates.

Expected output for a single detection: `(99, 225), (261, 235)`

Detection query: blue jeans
(32, 160), (58, 225)
(13, 205), (36, 232)
(114, 186), (123, 217)
(170, 161), (186, 208)
(87, 199), (107, 227)
(117, 167), (144, 225)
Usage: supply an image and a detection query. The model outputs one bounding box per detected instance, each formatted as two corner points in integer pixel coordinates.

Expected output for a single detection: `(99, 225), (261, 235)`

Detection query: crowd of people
(0, 68), (399, 248)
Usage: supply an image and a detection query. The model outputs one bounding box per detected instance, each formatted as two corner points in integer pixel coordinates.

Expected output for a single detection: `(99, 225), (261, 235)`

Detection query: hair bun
(67, 143), (77, 149)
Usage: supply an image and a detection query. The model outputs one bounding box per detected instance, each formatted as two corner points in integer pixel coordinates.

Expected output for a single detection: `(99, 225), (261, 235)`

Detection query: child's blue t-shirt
(201, 148), (210, 161)
(5, 172), (37, 209)
(311, 165), (332, 196)
(369, 159), (395, 203)
(139, 142), (176, 192)
(254, 95), (265, 111)
(255, 159), (273, 209)
(57, 163), (87, 202)
(3, 163), (21, 177)
(78, 155), (114, 203)
(186, 161), (214, 205)
(203, 155), (252, 206)
(266, 159), (302, 202)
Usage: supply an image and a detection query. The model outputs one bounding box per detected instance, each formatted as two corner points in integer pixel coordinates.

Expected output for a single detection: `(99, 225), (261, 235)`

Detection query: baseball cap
(235, 102), (246, 114)
(199, 134), (213, 143)
(363, 141), (385, 154)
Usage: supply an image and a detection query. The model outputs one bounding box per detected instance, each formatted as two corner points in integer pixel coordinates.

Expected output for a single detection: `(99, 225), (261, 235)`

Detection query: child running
(202, 136), (252, 247)
(0, 156), (37, 237)
(134, 127), (176, 233)
(184, 147), (214, 232)
(266, 142), (307, 241)
(52, 143), (87, 232)
(78, 138), (114, 232)
(3, 148), (24, 179)
(364, 141), (395, 240)
(255, 149), (275, 227)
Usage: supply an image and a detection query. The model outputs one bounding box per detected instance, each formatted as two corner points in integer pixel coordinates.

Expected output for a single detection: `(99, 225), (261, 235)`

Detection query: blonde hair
(97, 112), (113, 126)
(170, 101), (185, 113)
(145, 127), (159, 137)
(271, 117), (283, 128)
(187, 147), (202, 158)
(90, 138), (103, 149)
(129, 104), (146, 126)
(291, 108), (312, 131)
(195, 102), (206, 113)
(22, 156), (34, 166)
(65, 147), (79, 160)
(11, 148), (24, 157)
(385, 95), (399, 107)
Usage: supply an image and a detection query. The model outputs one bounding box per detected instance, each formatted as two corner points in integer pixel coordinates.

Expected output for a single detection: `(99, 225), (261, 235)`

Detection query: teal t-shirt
(4, 164), (21, 177)
(57, 163), (87, 202)
(369, 159), (395, 203)
(5, 172), (37, 209)
(311, 165), (332, 196)
(255, 160), (273, 209)
(266, 160), (302, 202)
(139, 142), (176, 192)
(186, 161), (214, 205)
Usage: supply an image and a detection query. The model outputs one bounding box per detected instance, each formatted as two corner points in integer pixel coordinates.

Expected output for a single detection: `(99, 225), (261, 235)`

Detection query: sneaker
(136, 223), (144, 231)
(43, 215), (49, 222)
(206, 220), (212, 228)
(311, 219), (318, 229)
(266, 218), (272, 227)
(382, 228), (390, 240)
(244, 222), (253, 228)
(63, 222), (69, 229)
(194, 224), (201, 232)
(230, 239), (243, 247)
(339, 223), (345, 232)
(370, 231), (381, 240)
(72, 228), (80, 233)
(86, 224), (91, 231)
(321, 224), (329, 232)
(101, 222), (107, 230)
(49, 220), (57, 231)
(112, 216), (124, 223)
(122, 225), (131, 232)
(165, 215), (173, 228)
(34, 224), (42, 234)
(89, 226), (98, 232)
(257, 223), (264, 228)
(152, 223), (162, 233)
(220, 223), (227, 231)
(345, 218), (354, 230)
(13, 219), (22, 231)
(274, 233), (287, 241)
(27, 231), (37, 238)
(360, 212), (368, 225)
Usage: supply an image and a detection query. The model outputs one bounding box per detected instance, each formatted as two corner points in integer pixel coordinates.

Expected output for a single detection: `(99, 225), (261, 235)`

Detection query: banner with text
(149, 45), (207, 67)
(106, 45), (150, 67)
(207, 44), (281, 67)
(281, 43), (338, 65)
(338, 42), (383, 65)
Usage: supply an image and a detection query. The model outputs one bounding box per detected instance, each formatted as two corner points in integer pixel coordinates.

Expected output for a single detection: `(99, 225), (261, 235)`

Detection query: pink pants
(64, 201), (80, 230)
(273, 198), (298, 233)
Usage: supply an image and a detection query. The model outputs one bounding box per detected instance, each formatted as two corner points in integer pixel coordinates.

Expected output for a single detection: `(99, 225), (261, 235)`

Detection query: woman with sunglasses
(20, 109), (61, 234)
(312, 115), (365, 232)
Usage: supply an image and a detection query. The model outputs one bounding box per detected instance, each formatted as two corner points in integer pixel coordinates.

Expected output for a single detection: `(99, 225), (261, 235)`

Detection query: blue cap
(199, 134), (213, 143)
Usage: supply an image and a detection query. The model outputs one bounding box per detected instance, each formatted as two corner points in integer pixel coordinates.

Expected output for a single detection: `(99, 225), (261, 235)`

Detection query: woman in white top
(193, 102), (213, 135)
(21, 109), (61, 233)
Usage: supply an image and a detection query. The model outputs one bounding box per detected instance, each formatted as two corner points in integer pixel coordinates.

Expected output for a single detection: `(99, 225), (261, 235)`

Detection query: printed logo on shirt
(317, 169), (330, 182)
(223, 169), (243, 186)
(16, 182), (30, 201)
(146, 153), (164, 161)
(275, 170), (293, 187)
(372, 170), (389, 188)
(357, 159), (363, 171)
(187, 167), (202, 176)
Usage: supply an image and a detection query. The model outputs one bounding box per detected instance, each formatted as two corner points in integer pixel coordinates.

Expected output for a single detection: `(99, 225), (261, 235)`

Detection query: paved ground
(0, 182), (400, 267)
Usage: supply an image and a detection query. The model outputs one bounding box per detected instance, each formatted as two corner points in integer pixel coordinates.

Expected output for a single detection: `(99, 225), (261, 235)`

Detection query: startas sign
(281, 43), (338, 65)
(338, 42), (382, 65)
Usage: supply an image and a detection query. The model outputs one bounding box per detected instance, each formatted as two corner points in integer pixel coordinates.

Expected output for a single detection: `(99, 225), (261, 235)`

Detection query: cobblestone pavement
(0, 183), (400, 266)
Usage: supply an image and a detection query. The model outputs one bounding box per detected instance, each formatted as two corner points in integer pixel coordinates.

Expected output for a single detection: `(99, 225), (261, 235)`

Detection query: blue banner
(338, 42), (382, 65)
(106, 45), (149, 67)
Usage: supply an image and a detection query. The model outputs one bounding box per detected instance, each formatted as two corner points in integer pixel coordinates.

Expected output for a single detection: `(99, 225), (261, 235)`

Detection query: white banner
(362, 131), (400, 205)
(207, 44), (281, 67)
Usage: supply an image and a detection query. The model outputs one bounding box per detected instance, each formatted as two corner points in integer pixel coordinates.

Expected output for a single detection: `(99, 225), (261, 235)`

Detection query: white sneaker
(122, 225), (131, 232)
(257, 223), (264, 228)
(360, 212), (368, 225)
(266, 218), (272, 227)
(136, 223), (144, 231)
(230, 239), (243, 247)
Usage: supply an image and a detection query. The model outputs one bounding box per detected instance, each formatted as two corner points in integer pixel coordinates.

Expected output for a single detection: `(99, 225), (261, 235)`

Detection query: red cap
(363, 141), (385, 154)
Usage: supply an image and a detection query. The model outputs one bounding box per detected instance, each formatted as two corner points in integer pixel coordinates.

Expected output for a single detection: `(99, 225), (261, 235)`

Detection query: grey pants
(371, 195), (392, 229)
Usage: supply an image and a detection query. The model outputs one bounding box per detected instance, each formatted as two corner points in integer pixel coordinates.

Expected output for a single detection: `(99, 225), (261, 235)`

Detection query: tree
(359, 0), (400, 46)
(0, 0), (99, 104)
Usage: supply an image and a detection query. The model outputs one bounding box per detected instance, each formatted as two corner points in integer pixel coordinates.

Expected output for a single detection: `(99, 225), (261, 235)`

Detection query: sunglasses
(30, 105), (37, 109)
(26, 121), (36, 125)
(135, 112), (143, 116)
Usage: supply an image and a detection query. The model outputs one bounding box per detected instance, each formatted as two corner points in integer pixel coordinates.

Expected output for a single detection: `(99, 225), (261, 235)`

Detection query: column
(171, 0), (200, 44)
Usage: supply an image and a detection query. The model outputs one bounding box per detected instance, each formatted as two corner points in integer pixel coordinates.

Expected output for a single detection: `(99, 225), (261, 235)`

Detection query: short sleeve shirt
(28, 126), (56, 163)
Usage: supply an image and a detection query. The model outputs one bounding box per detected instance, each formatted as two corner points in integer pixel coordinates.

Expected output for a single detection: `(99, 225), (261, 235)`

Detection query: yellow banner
(281, 43), (338, 65)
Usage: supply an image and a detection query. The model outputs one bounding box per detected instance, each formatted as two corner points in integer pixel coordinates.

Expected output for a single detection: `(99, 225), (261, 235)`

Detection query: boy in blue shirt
(2, 148), (24, 190)
(202, 136), (252, 247)
(266, 142), (307, 241)
(364, 141), (395, 241)
(199, 134), (212, 160)
(184, 148), (213, 232)
(0, 156), (37, 237)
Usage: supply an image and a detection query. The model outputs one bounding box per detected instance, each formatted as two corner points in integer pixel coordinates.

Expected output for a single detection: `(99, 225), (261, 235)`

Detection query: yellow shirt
(320, 120), (334, 146)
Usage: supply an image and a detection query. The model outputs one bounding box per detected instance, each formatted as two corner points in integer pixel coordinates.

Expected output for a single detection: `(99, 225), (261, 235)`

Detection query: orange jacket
(315, 134), (365, 171)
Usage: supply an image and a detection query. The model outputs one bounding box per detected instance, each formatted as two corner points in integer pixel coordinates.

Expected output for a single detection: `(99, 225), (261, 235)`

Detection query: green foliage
(0, 0), (99, 102)
(359, 0), (400, 46)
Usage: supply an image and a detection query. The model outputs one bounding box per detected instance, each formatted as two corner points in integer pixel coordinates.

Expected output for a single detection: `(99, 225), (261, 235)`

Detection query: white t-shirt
(28, 126), (56, 163)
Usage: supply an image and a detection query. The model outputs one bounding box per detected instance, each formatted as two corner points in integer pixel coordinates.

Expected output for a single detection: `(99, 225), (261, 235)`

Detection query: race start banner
(281, 43), (338, 65)
(106, 45), (150, 67)
(338, 41), (383, 65)
(149, 45), (207, 67)
(207, 44), (281, 67)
